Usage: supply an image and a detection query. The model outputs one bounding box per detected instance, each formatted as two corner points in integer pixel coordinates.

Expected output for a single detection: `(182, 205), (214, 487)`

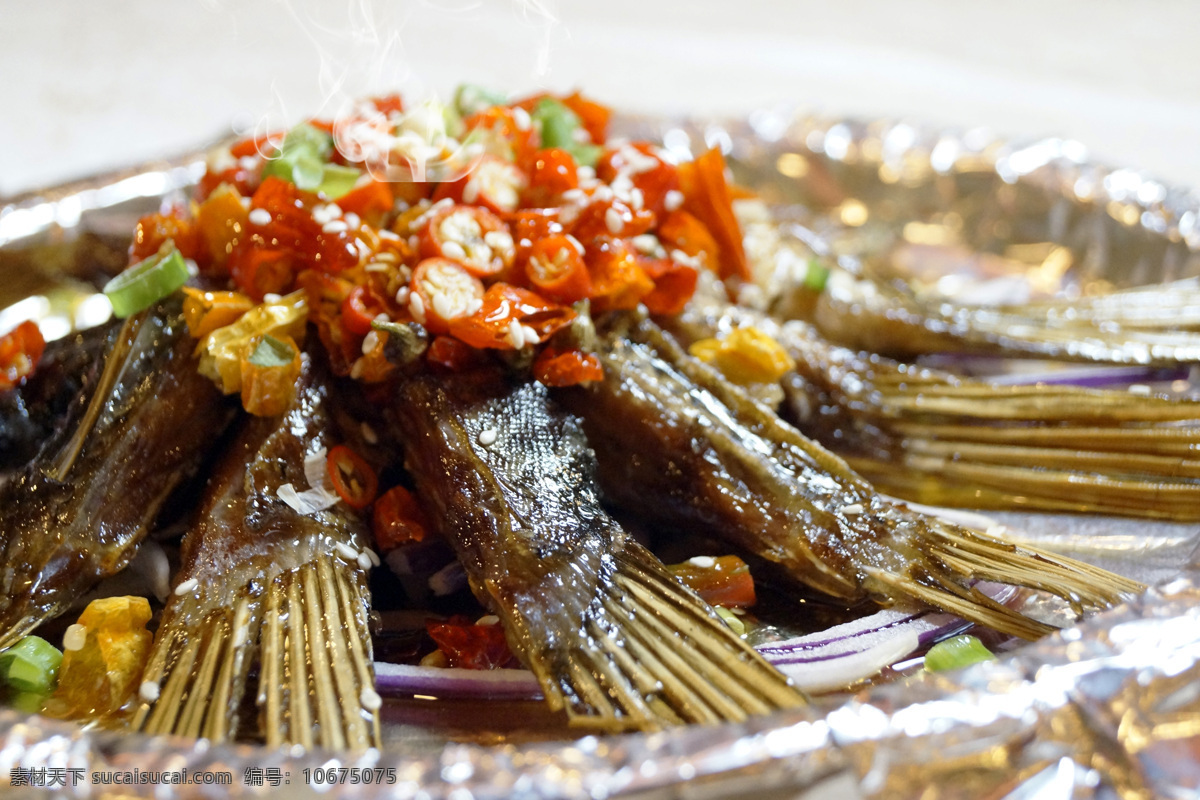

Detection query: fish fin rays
(131, 553), (380, 751)
(527, 543), (805, 731)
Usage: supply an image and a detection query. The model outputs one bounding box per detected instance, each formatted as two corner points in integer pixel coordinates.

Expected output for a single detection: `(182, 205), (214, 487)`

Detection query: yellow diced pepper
(182, 287), (255, 339)
(50, 597), (152, 719)
(196, 290), (308, 394)
(688, 327), (796, 386)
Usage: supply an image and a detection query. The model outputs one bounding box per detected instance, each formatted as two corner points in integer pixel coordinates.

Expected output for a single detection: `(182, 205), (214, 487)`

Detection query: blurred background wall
(3, 0), (1198, 195)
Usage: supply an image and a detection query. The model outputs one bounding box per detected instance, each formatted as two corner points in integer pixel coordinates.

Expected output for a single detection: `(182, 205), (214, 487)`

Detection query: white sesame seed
(362, 331), (380, 355)
(364, 548), (381, 567)
(483, 230), (513, 251)
(239, 196), (251, 209)
(561, 188), (585, 204)
(577, 166), (596, 181)
(394, 286), (410, 306)
(440, 240), (467, 261)
(478, 428), (498, 447)
(360, 687), (382, 711)
(475, 615), (500, 626)
(594, 185), (614, 203)
(139, 680), (161, 702)
(361, 422), (378, 445)
(409, 293), (427, 324)
(842, 503), (864, 515)
(248, 208), (272, 226)
(461, 179), (479, 204)
(238, 155), (259, 171)
(630, 188), (645, 210)
(1128, 384), (1151, 396)
(407, 235), (420, 251)
(263, 293), (283, 304)
(687, 556), (716, 568)
(322, 220), (350, 234)
(521, 324), (539, 346)
(605, 207), (624, 234)
(379, 229), (401, 242)
(670, 249), (703, 270)
(664, 190), (684, 211)
(432, 292), (454, 321)
(565, 234), (585, 255)
(174, 578), (199, 597)
(512, 106), (532, 131)
(335, 542), (359, 562)
(344, 212), (361, 229)
(632, 234), (659, 255)
(357, 552), (373, 571)
(507, 319), (523, 348)
(63, 624), (87, 652)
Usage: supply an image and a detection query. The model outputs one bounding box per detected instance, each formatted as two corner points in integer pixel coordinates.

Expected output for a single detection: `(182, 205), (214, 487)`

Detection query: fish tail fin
(865, 518), (1145, 641)
(532, 543), (805, 731)
(133, 553), (380, 751)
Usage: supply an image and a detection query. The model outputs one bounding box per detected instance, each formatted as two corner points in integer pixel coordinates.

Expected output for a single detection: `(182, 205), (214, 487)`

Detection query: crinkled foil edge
(0, 111), (1198, 799)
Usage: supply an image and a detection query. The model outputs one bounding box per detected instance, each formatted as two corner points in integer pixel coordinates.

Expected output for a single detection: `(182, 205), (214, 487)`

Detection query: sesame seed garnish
(632, 234), (659, 255)
(512, 106), (532, 131)
(140, 681), (161, 702)
(475, 615), (500, 626)
(441, 240), (467, 261)
(409, 293), (427, 324)
(605, 207), (624, 234)
(248, 208), (272, 226)
(357, 551), (373, 571)
(394, 286), (410, 305)
(361, 422), (378, 444)
(360, 687), (382, 711)
(842, 503), (864, 515)
(687, 556), (716, 568)
(432, 292), (454, 321)
(630, 188), (645, 210)
(565, 234), (585, 255)
(174, 578), (199, 597)
(322, 220), (350, 234)
(335, 542), (359, 562)
(263, 293), (283, 303)
(507, 319), (524, 348)
(521, 324), (539, 346)
(664, 190), (684, 211)
(63, 624), (87, 652)
(364, 548), (381, 567)
(478, 428), (498, 447)
(343, 212), (361, 229)
(361, 331), (380, 355)
(577, 166), (596, 181)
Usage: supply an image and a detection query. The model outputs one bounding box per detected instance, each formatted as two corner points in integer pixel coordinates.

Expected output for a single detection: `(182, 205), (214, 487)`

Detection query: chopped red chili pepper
(426, 335), (489, 372)
(0, 321), (46, 392)
(336, 180), (394, 227)
(409, 258), (486, 334)
(560, 91), (611, 146)
(583, 238), (654, 312)
(657, 210), (719, 271)
(525, 235), (592, 304)
(639, 255), (699, 316)
(372, 486), (431, 552)
(130, 209), (204, 265)
(418, 204), (515, 279)
(434, 155), (527, 215)
(426, 615), (520, 670)
(326, 445), (379, 510)
(341, 285), (381, 336)
(533, 346), (604, 387)
(668, 555), (756, 609)
(676, 148), (749, 282)
(524, 148), (578, 208)
(448, 283), (575, 350)
(569, 198), (654, 243)
(597, 142), (679, 216)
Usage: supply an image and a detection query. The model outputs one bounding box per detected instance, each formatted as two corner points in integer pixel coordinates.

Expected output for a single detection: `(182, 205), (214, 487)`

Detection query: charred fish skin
(562, 315), (1143, 641)
(0, 322), (117, 476)
(390, 374), (802, 731)
(0, 299), (234, 650)
(132, 351), (380, 752)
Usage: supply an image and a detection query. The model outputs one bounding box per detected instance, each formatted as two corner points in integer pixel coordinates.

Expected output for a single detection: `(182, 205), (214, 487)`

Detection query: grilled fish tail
(392, 375), (802, 731)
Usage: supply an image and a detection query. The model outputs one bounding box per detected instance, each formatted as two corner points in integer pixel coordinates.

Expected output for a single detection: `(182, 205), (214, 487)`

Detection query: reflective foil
(1, 112), (1199, 799)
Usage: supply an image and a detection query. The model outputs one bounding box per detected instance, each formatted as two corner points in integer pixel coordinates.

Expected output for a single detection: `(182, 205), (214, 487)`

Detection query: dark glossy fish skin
(560, 315), (1142, 640)
(0, 299), (234, 650)
(133, 351), (379, 750)
(0, 322), (117, 475)
(389, 373), (801, 730)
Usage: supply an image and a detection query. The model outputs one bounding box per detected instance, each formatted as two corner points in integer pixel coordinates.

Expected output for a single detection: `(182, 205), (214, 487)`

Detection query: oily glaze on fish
(0, 299), (233, 651)
(560, 314), (1143, 640)
(389, 373), (802, 731)
(132, 351), (379, 751)
(669, 298), (1200, 520)
(0, 321), (116, 476)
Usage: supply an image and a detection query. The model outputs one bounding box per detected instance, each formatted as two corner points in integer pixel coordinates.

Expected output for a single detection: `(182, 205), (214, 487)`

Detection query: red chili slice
(340, 285), (380, 336)
(409, 258), (486, 335)
(597, 142), (679, 216)
(523, 148), (578, 208)
(372, 486), (430, 552)
(638, 254), (699, 316)
(525, 235), (592, 304)
(448, 283), (576, 350)
(426, 615), (520, 670)
(434, 155), (527, 215)
(0, 321), (46, 392)
(568, 198), (655, 243)
(583, 238), (654, 313)
(677, 148), (750, 281)
(418, 204), (515, 279)
(533, 346), (604, 387)
(326, 445), (379, 510)
(668, 555), (756, 608)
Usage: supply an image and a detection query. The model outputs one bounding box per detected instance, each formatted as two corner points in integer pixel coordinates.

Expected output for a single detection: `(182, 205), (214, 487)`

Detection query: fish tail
(532, 542), (805, 731)
(133, 553), (380, 750)
(864, 516), (1145, 641)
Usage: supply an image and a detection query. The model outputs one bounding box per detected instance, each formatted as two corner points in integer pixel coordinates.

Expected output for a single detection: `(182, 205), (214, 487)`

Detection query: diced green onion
(0, 636), (62, 694)
(924, 634), (995, 672)
(453, 84), (507, 118)
(103, 243), (189, 319)
(261, 123), (363, 199)
(803, 258), (830, 292)
(5, 690), (47, 714)
(246, 335), (297, 368)
(530, 98), (602, 167)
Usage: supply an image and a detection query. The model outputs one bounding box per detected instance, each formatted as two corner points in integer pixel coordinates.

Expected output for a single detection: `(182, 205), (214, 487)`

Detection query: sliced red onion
(372, 662), (543, 700)
(985, 365), (1187, 388)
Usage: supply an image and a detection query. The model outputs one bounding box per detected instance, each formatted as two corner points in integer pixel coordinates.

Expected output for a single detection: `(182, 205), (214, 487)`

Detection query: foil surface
(1, 111), (1198, 799)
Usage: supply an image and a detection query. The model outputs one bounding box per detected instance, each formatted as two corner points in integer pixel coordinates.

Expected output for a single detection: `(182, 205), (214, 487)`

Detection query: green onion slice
(453, 84), (507, 118)
(246, 335), (297, 369)
(261, 123), (363, 199)
(0, 636), (63, 694)
(103, 243), (189, 319)
(530, 98), (601, 168)
(803, 258), (830, 292)
(924, 634), (995, 672)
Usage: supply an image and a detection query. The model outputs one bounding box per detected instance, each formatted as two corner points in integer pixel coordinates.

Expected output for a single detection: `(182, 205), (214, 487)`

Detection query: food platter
(0, 109), (1198, 799)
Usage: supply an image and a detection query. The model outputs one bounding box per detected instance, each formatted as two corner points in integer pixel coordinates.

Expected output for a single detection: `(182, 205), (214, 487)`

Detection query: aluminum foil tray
(0, 111), (1198, 799)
